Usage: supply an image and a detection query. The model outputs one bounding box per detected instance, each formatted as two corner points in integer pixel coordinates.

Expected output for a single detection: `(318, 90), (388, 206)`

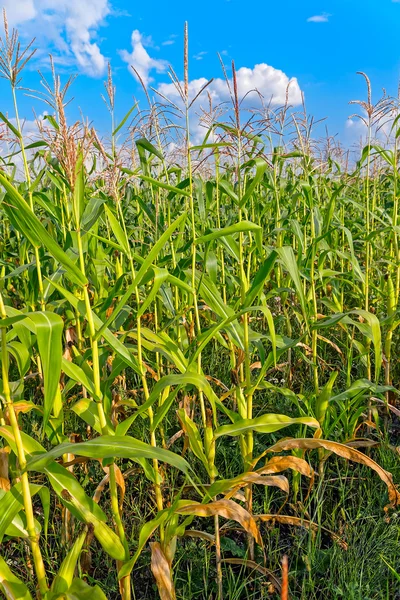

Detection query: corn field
(0, 19), (399, 600)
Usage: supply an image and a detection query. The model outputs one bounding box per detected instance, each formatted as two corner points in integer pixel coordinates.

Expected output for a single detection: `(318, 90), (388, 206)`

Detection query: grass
(0, 15), (400, 600)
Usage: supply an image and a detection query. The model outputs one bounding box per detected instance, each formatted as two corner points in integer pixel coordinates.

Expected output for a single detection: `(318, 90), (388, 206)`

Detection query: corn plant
(0, 18), (399, 600)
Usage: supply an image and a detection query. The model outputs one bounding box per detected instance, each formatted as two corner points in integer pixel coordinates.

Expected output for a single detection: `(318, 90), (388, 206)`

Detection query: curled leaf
(176, 499), (262, 546)
(150, 542), (176, 600)
(259, 455), (314, 479)
(267, 438), (400, 508)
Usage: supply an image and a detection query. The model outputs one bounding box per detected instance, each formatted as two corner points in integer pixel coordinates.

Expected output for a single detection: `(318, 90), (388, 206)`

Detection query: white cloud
(158, 62), (302, 108)
(1, 0), (110, 76)
(120, 29), (168, 85)
(193, 51), (207, 61)
(345, 117), (365, 137)
(307, 13), (331, 22)
(162, 40), (175, 46)
(3, 0), (36, 24)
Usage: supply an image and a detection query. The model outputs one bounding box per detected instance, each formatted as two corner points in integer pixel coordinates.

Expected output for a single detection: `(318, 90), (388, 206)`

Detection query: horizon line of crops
(0, 15), (399, 600)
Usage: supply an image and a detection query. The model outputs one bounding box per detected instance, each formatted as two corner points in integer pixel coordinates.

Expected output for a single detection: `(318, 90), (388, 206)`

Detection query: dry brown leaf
(317, 334), (344, 358)
(166, 429), (184, 449)
(205, 374), (229, 391)
(374, 398), (400, 417)
(183, 530), (215, 543)
(224, 474), (289, 500)
(93, 464), (126, 506)
(345, 438), (379, 448)
(9, 401), (36, 418)
(150, 542), (176, 600)
(250, 361), (262, 370)
(255, 514), (348, 550)
(143, 361), (159, 381)
(222, 558), (282, 593)
(110, 464), (126, 498)
(63, 345), (73, 362)
(296, 342), (312, 354)
(259, 455), (314, 479)
(176, 499), (263, 546)
(93, 474), (109, 504)
(231, 491), (246, 502)
(281, 555), (289, 600)
(267, 438), (400, 508)
(0, 448), (10, 491)
(65, 326), (77, 345)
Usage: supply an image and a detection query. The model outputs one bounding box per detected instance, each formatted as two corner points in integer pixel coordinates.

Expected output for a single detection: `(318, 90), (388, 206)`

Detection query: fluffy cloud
(3, 0), (36, 24)
(158, 63), (302, 108)
(307, 13), (331, 23)
(120, 30), (168, 85)
(1, 0), (110, 76)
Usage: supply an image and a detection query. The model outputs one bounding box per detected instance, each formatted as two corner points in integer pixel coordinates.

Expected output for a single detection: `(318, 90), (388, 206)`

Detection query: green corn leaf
(177, 408), (210, 474)
(119, 371), (235, 427)
(4, 510), (41, 541)
(316, 371), (338, 425)
(0, 112), (22, 139)
(190, 270), (244, 350)
(0, 427), (126, 561)
(276, 246), (308, 324)
(62, 358), (98, 401)
(54, 577), (108, 600)
(244, 250), (277, 307)
(50, 531), (87, 594)
(128, 172), (191, 197)
(0, 173), (87, 286)
(44, 114), (60, 130)
(137, 268), (169, 318)
(73, 151), (85, 226)
(127, 328), (188, 373)
(240, 157), (268, 207)
(195, 221), (263, 256)
(0, 483), (43, 543)
(25, 312), (64, 431)
(0, 315), (28, 328)
(26, 435), (190, 475)
(189, 305), (276, 368)
(104, 205), (130, 255)
(0, 557), (33, 600)
(71, 398), (113, 435)
(135, 137), (163, 160)
(214, 414), (320, 438)
(7, 341), (31, 377)
(45, 462), (127, 562)
(349, 309), (382, 383)
(113, 103), (138, 137)
(218, 179), (239, 204)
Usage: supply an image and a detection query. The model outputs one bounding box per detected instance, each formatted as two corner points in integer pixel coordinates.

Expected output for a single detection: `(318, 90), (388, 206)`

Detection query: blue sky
(1, 0), (400, 147)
